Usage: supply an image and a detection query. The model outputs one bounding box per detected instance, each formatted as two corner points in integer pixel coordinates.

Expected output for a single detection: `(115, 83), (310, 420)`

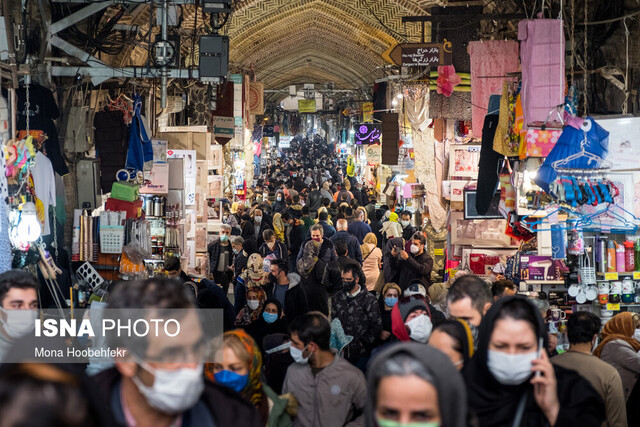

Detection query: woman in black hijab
(463, 296), (605, 427)
(246, 298), (289, 353)
(366, 342), (468, 427)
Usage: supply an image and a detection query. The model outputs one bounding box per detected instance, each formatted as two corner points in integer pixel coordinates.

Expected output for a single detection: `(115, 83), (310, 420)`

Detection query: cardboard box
(519, 255), (556, 281)
(140, 163), (169, 194)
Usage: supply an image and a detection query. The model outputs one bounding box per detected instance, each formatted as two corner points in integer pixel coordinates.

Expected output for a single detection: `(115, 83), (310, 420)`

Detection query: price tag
(434, 249), (444, 256)
(634, 272), (640, 280)
(606, 303), (621, 311)
(604, 272), (619, 281)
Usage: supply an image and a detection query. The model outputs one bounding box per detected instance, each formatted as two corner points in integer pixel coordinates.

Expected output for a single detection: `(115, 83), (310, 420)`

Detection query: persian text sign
(402, 45), (443, 67)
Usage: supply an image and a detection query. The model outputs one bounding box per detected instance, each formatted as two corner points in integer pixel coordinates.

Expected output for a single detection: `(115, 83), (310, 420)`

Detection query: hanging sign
(365, 144), (381, 165)
(248, 82), (264, 115)
(362, 102), (374, 123)
(298, 99), (317, 113)
(279, 136), (291, 149)
(389, 41), (451, 68)
(355, 124), (382, 145)
(212, 116), (234, 137)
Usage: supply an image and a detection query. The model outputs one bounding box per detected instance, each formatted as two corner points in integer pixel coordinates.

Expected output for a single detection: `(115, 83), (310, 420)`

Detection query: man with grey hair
(348, 208), (371, 244)
(207, 223), (234, 294)
(330, 219), (363, 264)
(295, 223), (338, 268)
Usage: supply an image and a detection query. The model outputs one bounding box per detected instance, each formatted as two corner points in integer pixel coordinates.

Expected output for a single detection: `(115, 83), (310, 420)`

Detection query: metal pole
(160, 0), (168, 108)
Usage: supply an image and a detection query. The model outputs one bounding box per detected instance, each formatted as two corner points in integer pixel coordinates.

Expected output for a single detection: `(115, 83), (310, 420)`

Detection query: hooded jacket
(390, 249), (434, 291)
(365, 343), (469, 427)
(296, 237), (337, 266)
(264, 272), (316, 322)
(463, 296), (605, 427)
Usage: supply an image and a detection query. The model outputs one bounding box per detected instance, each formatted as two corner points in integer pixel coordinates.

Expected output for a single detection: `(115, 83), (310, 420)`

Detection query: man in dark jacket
(93, 278), (262, 427)
(331, 263), (382, 367)
(282, 210), (307, 272)
(317, 210), (336, 238)
(272, 190), (286, 213)
(296, 223), (338, 266)
(400, 210), (417, 243)
(265, 258), (310, 321)
(251, 208), (273, 248)
(208, 224), (234, 294)
(307, 183), (323, 215)
(322, 240), (360, 296)
(330, 219), (363, 264)
(347, 209), (372, 244)
(390, 232), (433, 291)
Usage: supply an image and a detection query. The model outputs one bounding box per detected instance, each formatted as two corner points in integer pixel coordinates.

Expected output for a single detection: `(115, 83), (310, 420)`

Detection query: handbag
(519, 107), (564, 159)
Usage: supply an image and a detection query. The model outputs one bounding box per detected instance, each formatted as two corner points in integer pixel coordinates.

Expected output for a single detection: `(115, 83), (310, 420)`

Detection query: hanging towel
(518, 19), (565, 126)
(468, 40), (520, 138)
(125, 94), (152, 173)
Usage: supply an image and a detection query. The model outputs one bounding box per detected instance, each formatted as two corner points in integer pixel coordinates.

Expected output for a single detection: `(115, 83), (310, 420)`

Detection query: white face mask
(290, 345), (310, 364)
(487, 350), (537, 385)
(410, 244), (421, 254)
(0, 308), (38, 339)
(133, 362), (204, 414)
(247, 300), (260, 310)
(405, 314), (433, 343)
(401, 220), (410, 227)
(254, 216), (262, 224)
(634, 329), (640, 342)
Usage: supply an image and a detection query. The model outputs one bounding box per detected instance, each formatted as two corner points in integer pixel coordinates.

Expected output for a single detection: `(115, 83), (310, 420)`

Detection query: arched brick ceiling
(227, 0), (438, 90)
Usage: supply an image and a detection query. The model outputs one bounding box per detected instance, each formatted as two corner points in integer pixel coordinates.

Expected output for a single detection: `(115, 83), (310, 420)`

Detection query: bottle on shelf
(616, 242), (626, 273)
(635, 239), (640, 271)
(624, 241), (635, 272)
(607, 240), (616, 272)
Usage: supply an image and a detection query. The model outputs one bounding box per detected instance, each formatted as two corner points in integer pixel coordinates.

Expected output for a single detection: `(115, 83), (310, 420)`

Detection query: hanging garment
(476, 115), (502, 215)
(125, 95), (152, 173)
(492, 82), (517, 156)
(498, 161), (516, 219)
(94, 110), (129, 192)
(535, 117), (609, 192)
(31, 152), (57, 236)
(518, 19), (565, 126)
(468, 40), (520, 138)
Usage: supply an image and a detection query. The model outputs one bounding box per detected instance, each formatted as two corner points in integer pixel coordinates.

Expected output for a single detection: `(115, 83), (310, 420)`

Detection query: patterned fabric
(235, 287), (266, 326)
(297, 240), (319, 278)
(330, 288), (382, 359)
(493, 82), (519, 157)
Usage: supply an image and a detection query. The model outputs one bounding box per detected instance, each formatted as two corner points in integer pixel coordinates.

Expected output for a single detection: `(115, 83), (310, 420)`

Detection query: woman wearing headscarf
(593, 312), (640, 401)
(366, 342), (468, 427)
(234, 239), (259, 313)
(246, 298), (289, 354)
(272, 213), (286, 243)
(377, 283), (401, 346)
(207, 329), (292, 426)
(464, 296), (605, 427)
(320, 181), (333, 201)
(296, 240), (329, 316)
(430, 319), (475, 370)
(235, 287), (267, 327)
(361, 233), (383, 291)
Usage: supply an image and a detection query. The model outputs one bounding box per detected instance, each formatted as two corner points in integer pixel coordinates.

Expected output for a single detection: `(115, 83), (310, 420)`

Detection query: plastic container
(596, 236), (607, 273)
(616, 242), (626, 273)
(624, 241), (635, 272)
(598, 282), (609, 304)
(110, 182), (140, 202)
(105, 198), (143, 219)
(607, 240), (616, 272)
(609, 281), (622, 304)
(622, 277), (635, 303)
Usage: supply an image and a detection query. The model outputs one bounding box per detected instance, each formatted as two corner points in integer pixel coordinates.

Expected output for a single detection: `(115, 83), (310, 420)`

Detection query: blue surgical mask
(213, 370), (248, 393)
(384, 297), (398, 307)
(263, 311), (278, 323)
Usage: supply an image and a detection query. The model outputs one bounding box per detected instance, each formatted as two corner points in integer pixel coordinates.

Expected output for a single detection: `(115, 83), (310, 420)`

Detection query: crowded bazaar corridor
(0, 0), (638, 426)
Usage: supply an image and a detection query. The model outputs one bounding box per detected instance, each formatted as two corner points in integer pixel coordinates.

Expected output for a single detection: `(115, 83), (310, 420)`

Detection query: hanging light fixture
(17, 202), (41, 242)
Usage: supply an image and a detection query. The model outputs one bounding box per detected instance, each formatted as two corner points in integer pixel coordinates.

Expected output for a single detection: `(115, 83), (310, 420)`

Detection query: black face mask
(342, 280), (356, 292)
(268, 272), (279, 283)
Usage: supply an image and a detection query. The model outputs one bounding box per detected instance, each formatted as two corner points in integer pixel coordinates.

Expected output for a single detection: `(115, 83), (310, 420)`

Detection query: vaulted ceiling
(226, 0), (438, 90)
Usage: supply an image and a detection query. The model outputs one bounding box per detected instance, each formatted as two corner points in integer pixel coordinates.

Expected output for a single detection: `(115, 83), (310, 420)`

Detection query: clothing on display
(468, 40), (520, 138)
(31, 152), (57, 236)
(518, 19), (565, 127)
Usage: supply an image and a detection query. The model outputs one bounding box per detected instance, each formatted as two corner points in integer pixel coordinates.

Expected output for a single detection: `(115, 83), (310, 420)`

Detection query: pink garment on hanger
(518, 19), (565, 127)
(468, 40), (520, 139)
